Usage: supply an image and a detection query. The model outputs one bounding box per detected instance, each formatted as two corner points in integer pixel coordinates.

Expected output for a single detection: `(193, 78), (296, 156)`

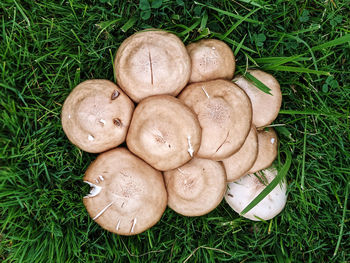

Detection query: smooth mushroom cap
(222, 126), (258, 182)
(61, 79), (134, 153)
(187, 39), (235, 83)
(164, 157), (227, 216)
(233, 70), (282, 128)
(178, 79), (252, 160)
(248, 127), (278, 173)
(83, 147), (167, 235)
(225, 166), (287, 221)
(126, 95), (201, 171)
(114, 29), (191, 102)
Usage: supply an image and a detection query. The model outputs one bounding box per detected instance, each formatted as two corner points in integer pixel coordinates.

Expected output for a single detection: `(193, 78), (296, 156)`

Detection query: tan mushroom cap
(114, 29), (191, 102)
(178, 79), (252, 160)
(83, 147), (167, 235)
(233, 70), (282, 128)
(126, 95), (201, 171)
(225, 166), (287, 221)
(222, 126), (258, 182)
(248, 127), (278, 173)
(187, 39), (235, 83)
(164, 157), (226, 216)
(61, 79), (134, 153)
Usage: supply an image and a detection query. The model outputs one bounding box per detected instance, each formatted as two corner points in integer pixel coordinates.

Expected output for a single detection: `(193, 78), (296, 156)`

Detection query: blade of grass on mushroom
(240, 150), (292, 216)
(241, 71), (272, 95)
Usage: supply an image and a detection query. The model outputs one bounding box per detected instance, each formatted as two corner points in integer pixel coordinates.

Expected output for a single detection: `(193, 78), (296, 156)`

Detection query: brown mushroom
(178, 79), (252, 160)
(83, 147), (167, 235)
(248, 127), (278, 173)
(222, 126), (258, 182)
(164, 157), (226, 216)
(126, 95), (201, 171)
(61, 79), (134, 153)
(114, 29), (191, 102)
(187, 39), (235, 83)
(233, 70), (282, 128)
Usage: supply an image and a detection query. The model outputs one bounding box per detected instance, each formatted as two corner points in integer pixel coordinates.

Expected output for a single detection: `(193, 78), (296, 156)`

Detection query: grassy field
(1, 0), (349, 262)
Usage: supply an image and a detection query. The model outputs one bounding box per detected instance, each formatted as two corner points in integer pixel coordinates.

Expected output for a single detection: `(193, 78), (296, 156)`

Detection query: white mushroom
(225, 166), (287, 221)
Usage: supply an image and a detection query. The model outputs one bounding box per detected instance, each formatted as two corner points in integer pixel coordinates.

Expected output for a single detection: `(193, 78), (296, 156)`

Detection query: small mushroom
(222, 126), (259, 182)
(186, 39), (235, 83)
(233, 70), (282, 128)
(225, 166), (287, 221)
(61, 79), (134, 153)
(114, 29), (191, 102)
(248, 127), (278, 173)
(126, 95), (201, 171)
(83, 147), (167, 235)
(164, 157), (227, 216)
(178, 79), (252, 160)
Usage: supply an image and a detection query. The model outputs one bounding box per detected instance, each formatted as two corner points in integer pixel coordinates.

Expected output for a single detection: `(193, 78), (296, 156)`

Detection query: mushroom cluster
(61, 29), (288, 235)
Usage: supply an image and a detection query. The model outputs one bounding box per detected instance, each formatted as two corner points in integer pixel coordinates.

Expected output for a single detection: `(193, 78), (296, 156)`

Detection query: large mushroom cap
(225, 166), (287, 221)
(248, 127), (278, 173)
(187, 39), (235, 83)
(114, 29), (191, 102)
(126, 95), (201, 171)
(233, 70), (282, 128)
(222, 126), (258, 182)
(61, 79), (134, 153)
(83, 147), (167, 235)
(178, 79), (252, 160)
(164, 157), (226, 216)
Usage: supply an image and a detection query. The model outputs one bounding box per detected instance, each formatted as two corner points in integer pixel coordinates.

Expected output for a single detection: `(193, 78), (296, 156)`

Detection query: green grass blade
(238, 71), (272, 95)
(194, 1), (262, 24)
(121, 17), (137, 33)
(263, 65), (330, 75)
(311, 34), (350, 51)
(241, 150), (292, 215)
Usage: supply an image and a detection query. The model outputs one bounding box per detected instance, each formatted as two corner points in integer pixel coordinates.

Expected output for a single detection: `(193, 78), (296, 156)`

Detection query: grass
(0, 0), (349, 262)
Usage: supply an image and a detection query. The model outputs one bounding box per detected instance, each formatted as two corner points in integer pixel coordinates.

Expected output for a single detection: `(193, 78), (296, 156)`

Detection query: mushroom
(114, 29), (191, 102)
(83, 147), (167, 235)
(225, 166), (287, 221)
(126, 95), (201, 171)
(178, 79), (252, 160)
(222, 126), (258, 182)
(233, 70), (282, 128)
(248, 127), (278, 173)
(187, 39), (235, 83)
(164, 157), (227, 216)
(61, 79), (134, 153)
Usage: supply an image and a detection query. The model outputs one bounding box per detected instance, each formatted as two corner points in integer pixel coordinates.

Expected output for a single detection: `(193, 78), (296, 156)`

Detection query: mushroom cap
(225, 166), (287, 221)
(61, 79), (134, 153)
(222, 126), (258, 182)
(248, 127), (278, 173)
(83, 147), (167, 235)
(233, 70), (282, 128)
(114, 29), (191, 102)
(187, 39), (235, 83)
(164, 157), (227, 216)
(178, 79), (252, 160)
(126, 95), (201, 171)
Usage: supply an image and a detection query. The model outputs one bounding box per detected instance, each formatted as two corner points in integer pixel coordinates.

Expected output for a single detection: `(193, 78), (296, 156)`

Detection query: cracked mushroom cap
(187, 39), (235, 83)
(225, 166), (287, 221)
(114, 29), (191, 102)
(248, 127), (278, 174)
(61, 79), (134, 153)
(222, 126), (258, 182)
(233, 70), (282, 128)
(164, 157), (226, 216)
(178, 79), (252, 160)
(126, 95), (201, 171)
(83, 147), (167, 235)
